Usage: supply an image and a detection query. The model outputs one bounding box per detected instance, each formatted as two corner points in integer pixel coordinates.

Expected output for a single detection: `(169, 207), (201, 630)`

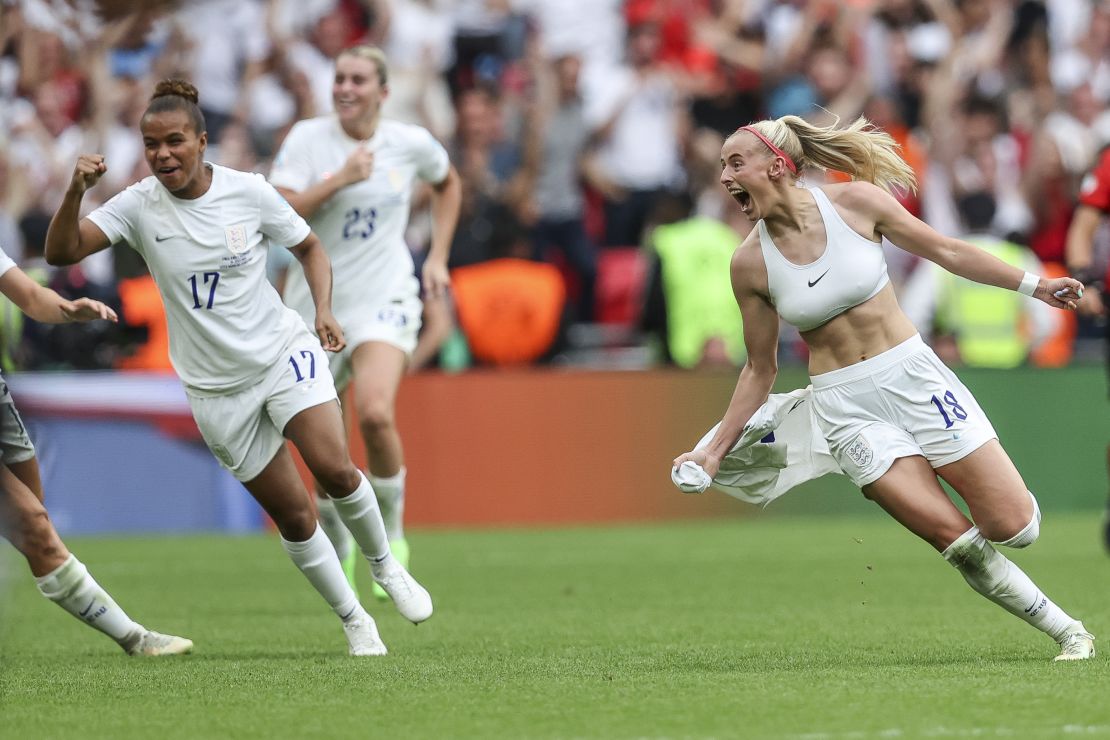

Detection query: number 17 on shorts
(288, 349), (317, 383)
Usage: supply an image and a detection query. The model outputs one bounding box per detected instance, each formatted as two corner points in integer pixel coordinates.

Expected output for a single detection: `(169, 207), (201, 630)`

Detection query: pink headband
(739, 125), (798, 174)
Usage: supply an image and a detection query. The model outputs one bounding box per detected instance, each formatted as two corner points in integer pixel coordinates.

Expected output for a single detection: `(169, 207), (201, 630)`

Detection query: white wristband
(1017, 272), (1039, 297)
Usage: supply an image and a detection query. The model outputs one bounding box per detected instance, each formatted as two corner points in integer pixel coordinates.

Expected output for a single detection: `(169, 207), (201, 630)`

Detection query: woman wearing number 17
(45, 78), (432, 657)
(672, 115), (1094, 661)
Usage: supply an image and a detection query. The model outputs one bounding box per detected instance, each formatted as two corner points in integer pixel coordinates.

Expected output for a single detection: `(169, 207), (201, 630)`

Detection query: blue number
(299, 350), (316, 379)
(377, 306), (408, 328)
(188, 271), (220, 309)
(342, 207), (377, 240)
(930, 390), (969, 429)
(288, 350), (317, 383)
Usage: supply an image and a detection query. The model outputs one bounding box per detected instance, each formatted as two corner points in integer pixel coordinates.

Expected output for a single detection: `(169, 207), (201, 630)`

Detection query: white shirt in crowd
(583, 68), (684, 190)
(269, 116), (449, 321)
(173, 0), (270, 116)
(87, 164), (311, 392)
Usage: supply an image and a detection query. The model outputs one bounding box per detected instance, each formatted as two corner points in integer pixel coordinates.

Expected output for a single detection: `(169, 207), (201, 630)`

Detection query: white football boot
(371, 554), (433, 624)
(1054, 624), (1096, 662)
(125, 629), (194, 656)
(343, 609), (388, 656)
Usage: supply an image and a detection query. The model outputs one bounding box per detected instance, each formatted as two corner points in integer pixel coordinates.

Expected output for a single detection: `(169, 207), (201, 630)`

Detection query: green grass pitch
(2, 511), (1108, 739)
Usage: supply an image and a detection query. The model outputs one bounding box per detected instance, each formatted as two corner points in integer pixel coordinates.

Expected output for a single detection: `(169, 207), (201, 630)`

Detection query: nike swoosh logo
(154, 234), (173, 242)
(79, 599), (96, 617)
(807, 269), (830, 287)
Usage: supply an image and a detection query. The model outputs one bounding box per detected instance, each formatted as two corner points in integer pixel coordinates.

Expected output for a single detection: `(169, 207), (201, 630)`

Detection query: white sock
(943, 527), (1077, 642)
(331, 472), (391, 562)
(316, 495), (355, 561)
(280, 525), (361, 622)
(370, 467), (406, 541)
(35, 555), (143, 648)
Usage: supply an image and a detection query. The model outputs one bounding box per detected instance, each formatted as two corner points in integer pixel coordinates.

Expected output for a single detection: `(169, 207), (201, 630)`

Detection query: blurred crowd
(1, 0), (1109, 372)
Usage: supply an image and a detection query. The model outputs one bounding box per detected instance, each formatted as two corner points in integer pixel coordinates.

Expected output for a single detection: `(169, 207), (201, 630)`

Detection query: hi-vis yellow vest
(652, 218), (744, 368)
(937, 237), (1028, 368)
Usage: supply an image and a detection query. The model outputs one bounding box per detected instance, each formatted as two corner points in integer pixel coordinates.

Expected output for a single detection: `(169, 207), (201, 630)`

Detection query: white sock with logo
(316, 495), (355, 561)
(35, 555), (144, 648)
(331, 472), (390, 562)
(369, 467), (406, 541)
(280, 525), (361, 622)
(942, 527), (1076, 642)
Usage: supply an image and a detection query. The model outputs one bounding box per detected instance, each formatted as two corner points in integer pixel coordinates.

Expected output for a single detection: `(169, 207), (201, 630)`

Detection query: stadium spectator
(640, 191), (745, 369)
(447, 0), (523, 96)
(379, 0), (457, 142)
(448, 83), (533, 268)
(270, 45), (461, 600)
(517, 0), (625, 85)
(280, 4), (352, 118)
(673, 116), (1094, 661)
(46, 79), (432, 656)
(1065, 143), (1110, 551)
(583, 17), (688, 247)
(169, 0), (270, 143)
(0, 240), (191, 656)
(528, 52), (599, 324)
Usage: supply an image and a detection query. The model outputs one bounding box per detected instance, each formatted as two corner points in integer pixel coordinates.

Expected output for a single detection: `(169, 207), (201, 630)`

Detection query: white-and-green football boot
(372, 538), (409, 602)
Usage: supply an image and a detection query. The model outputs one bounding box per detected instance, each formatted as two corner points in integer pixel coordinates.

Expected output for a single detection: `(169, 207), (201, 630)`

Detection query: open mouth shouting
(728, 186), (753, 214)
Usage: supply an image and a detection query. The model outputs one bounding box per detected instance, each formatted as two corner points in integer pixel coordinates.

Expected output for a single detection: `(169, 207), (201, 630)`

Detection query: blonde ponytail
(742, 115), (917, 194)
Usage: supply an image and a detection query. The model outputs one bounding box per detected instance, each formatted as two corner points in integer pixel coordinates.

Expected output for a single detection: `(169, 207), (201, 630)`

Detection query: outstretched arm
(673, 240), (780, 479)
(849, 181), (1084, 309)
(0, 267), (117, 324)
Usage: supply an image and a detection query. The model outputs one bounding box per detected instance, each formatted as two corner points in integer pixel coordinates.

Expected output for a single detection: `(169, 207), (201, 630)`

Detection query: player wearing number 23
(44, 79), (433, 657)
(269, 45), (462, 601)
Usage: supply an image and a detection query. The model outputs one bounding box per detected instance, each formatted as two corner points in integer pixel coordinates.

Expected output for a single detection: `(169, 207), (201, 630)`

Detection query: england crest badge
(225, 224), (249, 254)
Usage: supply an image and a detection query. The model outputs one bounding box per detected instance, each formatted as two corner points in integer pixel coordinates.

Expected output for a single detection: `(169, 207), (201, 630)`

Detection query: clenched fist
(338, 146), (374, 187)
(70, 155), (107, 194)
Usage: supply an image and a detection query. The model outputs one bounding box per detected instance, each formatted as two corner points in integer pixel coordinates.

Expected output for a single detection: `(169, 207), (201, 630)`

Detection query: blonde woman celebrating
(673, 115), (1094, 661)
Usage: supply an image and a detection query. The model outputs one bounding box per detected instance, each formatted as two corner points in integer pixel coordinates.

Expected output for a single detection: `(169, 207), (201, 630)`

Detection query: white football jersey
(87, 164), (312, 392)
(0, 244), (14, 381)
(0, 245), (15, 278)
(269, 116), (450, 324)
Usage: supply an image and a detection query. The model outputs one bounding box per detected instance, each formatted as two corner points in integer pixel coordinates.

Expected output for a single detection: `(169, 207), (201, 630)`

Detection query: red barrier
(296, 368), (747, 527)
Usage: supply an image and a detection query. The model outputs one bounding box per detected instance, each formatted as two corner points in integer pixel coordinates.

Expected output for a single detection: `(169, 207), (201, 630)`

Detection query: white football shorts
(0, 380), (36, 465)
(329, 276), (422, 392)
(809, 334), (997, 488)
(186, 327), (338, 482)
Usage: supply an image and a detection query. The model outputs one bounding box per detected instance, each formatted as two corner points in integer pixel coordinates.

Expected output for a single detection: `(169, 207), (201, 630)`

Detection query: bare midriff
(801, 283), (918, 376)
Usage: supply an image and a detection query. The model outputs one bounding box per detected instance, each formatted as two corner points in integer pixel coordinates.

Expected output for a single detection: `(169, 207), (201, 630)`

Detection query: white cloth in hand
(671, 386), (843, 506)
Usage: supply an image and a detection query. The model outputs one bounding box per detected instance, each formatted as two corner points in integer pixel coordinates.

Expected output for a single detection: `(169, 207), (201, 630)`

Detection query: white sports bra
(758, 186), (889, 331)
